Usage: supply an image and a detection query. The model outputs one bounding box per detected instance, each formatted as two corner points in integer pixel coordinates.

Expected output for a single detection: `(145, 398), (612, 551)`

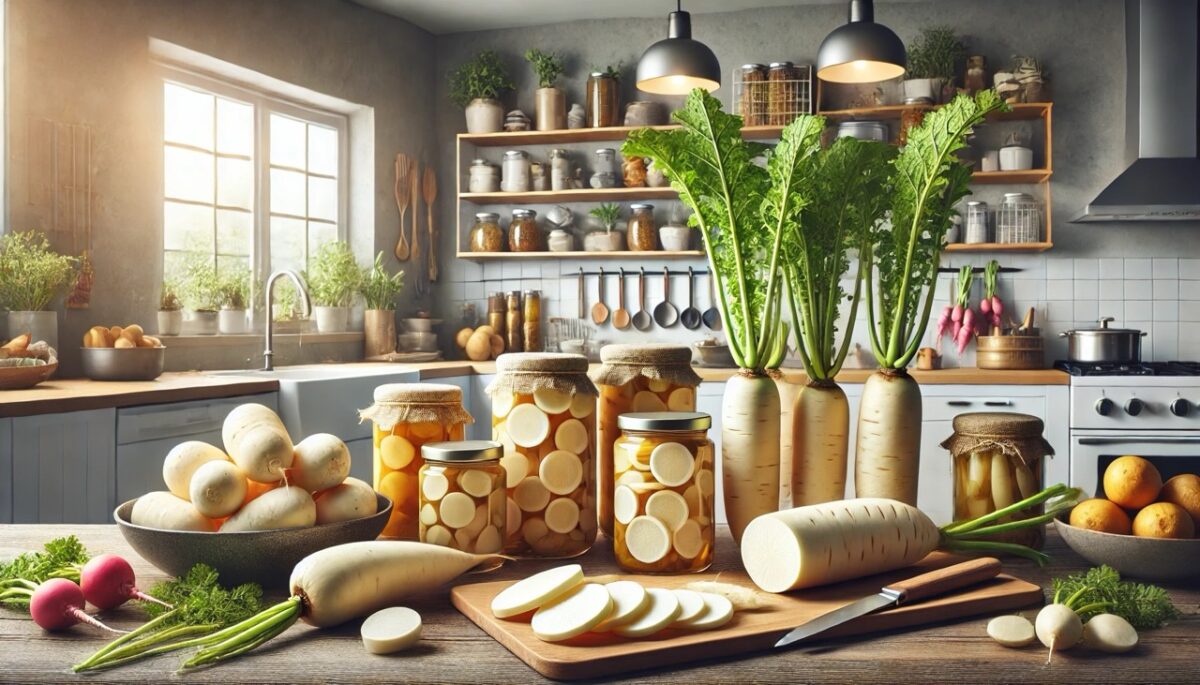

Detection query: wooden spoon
(393, 154), (411, 261)
(591, 266), (610, 325)
(612, 268), (631, 330)
(410, 158), (421, 263)
(423, 165), (438, 282)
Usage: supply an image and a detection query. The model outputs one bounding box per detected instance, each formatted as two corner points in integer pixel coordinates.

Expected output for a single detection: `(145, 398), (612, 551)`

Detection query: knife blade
(774, 556), (1002, 648)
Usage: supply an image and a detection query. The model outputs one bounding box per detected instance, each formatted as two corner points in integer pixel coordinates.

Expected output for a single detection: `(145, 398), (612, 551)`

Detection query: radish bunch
(979, 259), (1004, 333)
(950, 265), (977, 354)
(16, 551), (168, 633)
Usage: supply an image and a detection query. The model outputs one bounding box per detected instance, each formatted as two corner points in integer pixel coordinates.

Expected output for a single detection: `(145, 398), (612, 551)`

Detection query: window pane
(216, 98), (253, 156)
(163, 250), (191, 281)
(217, 255), (249, 279)
(217, 209), (252, 257)
(307, 124), (337, 176)
(164, 146), (214, 203)
(270, 113), (306, 169)
(308, 221), (337, 259)
(163, 201), (213, 252)
(270, 216), (306, 272)
(164, 83), (214, 150)
(270, 168), (306, 216)
(308, 176), (337, 222)
(217, 157), (253, 210)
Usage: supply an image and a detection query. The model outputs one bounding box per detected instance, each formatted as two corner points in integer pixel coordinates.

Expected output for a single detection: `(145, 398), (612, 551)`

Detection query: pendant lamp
(636, 1), (721, 94)
(816, 0), (906, 83)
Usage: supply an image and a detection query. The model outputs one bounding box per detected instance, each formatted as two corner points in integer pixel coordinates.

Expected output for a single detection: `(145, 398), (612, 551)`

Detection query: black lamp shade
(817, 0), (906, 83)
(636, 10), (721, 94)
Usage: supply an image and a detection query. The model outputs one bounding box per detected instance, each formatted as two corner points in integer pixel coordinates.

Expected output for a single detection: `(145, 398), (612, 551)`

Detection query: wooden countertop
(0, 373), (279, 418)
(0, 525), (1195, 684)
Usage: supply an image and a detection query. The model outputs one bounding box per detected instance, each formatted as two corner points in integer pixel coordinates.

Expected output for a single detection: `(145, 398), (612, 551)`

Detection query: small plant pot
(659, 225), (692, 252)
(364, 309), (397, 357)
(583, 230), (625, 252)
(902, 78), (937, 102)
(157, 310), (183, 336)
(5, 310), (58, 349)
(313, 306), (350, 333)
(534, 87), (566, 131)
(219, 309), (249, 335)
(190, 311), (219, 336)
(465, 98), (504, 134)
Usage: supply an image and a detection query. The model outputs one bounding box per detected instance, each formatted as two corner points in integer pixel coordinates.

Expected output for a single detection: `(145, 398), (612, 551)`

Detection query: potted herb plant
(449, 50), (514, 134)
(904, 26), (968, 103)
(271, 279), (307, 333)
(0, 230), (76, 349)
(179, 252), (222, 335)
(583, 203), (624, 252)
(526, 49), (566, 131)
(305, 241), (361, 333)
(217, 264), (251, 335)
(157, 279), (184, 336)
(587, 63), (621, 128)
(360, 252), (404, 357)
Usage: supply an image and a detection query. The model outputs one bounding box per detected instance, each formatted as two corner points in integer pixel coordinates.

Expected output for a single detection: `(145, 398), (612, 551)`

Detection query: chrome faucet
(263, 270), (312, 371)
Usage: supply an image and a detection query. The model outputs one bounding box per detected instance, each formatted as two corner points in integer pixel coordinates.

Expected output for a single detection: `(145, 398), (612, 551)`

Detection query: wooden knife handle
(884, 557), (1002, 605)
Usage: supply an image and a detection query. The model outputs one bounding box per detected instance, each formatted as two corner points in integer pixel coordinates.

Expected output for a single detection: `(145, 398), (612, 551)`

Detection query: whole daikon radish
(854, 370), (921, 504)
(774, 374), (801, 509)
(721, 372), (781, 543)
(791, 381), (849, 506)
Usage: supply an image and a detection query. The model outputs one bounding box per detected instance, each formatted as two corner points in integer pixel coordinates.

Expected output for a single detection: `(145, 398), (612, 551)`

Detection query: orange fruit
(1132, 502), (1195, 539)
(1102, 455), (1162, 509)
(1069, 498), (1132, 535)
(1159, 474), (1200, 527)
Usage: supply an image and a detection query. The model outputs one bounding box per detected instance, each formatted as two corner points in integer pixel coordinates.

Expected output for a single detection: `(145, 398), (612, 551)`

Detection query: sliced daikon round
(625, 515), (672, 564)
(494, 422), (516, 452)
(647, 378), (671, 393)
(532, 582), (612, 642)
(683, 485), (702, 516)
(409, 422), (442, 440)
(492, 391), (514, 419)
(673, 518), (704, 559)
(454, 527), (473, 550)
(569, 393), (594, 418)
(650, 442), (695, 487)
(506, 404), (550, 448)
(421, 472), (449, 501)
(629, 449), (652, 471)
(613, 444), (633, 473)
(533, 388), (572, 415)
(514, 476), (551, 512)
(424, 524), (452, 546)
(500, 454), (529, 488)
(672, 589), (706, 624)
(379, 435), (416, 470)
(463, 503), (489, 538)
(632, 391), (668, 412)
(531, 531), (568, 555)
(614, 485), (640, 525)
(506, 497), (522, 538)
(361, 606), (422, 654)
(475, 524), (503, 553)
(617, 469), (651, 485)
(419, 503), (438, 526)
(667, 387), (695, 411)
(458, 469), (493, 498)
(522, 516), (549, 546)
(491, 564), (584, 618)
(646, 490), (690, 531)
(545, 497), (580, 534)
(678, 592), (734, 631)
(539, 450), (584, 495)
(697, 468), (715, 497)
(613, 587), (681, 638)
(554, 419), (589, 455)
(594, 580), (649, 632)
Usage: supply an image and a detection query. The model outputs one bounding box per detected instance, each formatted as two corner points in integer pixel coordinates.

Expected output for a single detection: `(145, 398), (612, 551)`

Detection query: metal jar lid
(475, 212), (500, 222)
(966, 200), (987, 207)
(511, 208), (537, 219)
(1003, 192), (1035, 202)
(629, 203), (654, 211)
(503, 150), (529, 160)
(768, 61), (794, 69)
(740, 63), (767, 71)
(549, 148), (568, 157)
(618, 411), (712, 432)
(421, 440), (502, 463)
(470, 158), (495, 167)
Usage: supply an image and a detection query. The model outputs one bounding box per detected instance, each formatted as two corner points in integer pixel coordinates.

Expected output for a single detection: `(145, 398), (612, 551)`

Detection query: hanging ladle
(631, 267), (653, 331)
(591, 266), (609, 325)
(612, 267), (631, 330)
(680, 266), (702, 329)
(653, 266), (679, 327)
(702, 272), (723, 331)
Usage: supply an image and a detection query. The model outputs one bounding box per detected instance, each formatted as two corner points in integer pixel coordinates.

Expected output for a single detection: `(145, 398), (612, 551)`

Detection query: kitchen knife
(774, 557), (1002, 648)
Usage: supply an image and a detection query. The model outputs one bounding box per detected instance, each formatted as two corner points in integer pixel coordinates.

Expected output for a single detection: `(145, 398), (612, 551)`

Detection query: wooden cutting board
(451, 552), (1042, 681)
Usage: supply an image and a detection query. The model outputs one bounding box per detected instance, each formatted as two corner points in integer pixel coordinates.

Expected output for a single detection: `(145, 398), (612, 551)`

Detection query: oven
(1071, 432), (1200, 498)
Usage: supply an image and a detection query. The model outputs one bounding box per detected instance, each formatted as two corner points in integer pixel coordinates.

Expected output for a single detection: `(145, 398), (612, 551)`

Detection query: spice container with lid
(590, 148), (619, 188)
(768, 62), (795, 125)
(523, 290), (542, 352)
(359, 383), (475, 539)
(965, 201), (989, 244)
(468, 159), (500, 193)
(996, 193), (1041, 243)
(508, 208), (542, 252)
(940, 412), (1053, 549)
(501, 150), (531, 193)
(505, 291), (523, 353)
(548, 149), (571, 191)
(739, 64), (769, 126)
(626, 203), (657, 251)
(613, 412), (715, 573)
(486, 292), (506, 339)
(469, 212), (504, 253)
(590, 344), (702, 536)
(587, 72), (620, 128)
(487, 353), (598, 557)
(418, 440), (506, 553)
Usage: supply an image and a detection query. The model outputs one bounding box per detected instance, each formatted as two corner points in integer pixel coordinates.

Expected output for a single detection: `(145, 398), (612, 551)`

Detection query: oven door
(1071, 431), (1200, 498)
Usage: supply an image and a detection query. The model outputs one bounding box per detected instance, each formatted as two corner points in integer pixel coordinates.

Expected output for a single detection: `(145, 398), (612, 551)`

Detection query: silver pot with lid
(1059, 317), (1146, 363)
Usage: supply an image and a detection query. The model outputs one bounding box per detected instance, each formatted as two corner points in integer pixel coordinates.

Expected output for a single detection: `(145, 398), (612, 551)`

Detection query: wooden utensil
(612, 268), (631, 330)
(577, 268), (585, 319)
(591, 267), (610, 325)
(410, 158), (421, 263)
(631, 268), (653, 331)
(680, 266), (702, 329)
(702, 273), (722, 331)
(393, 154), (411, 261)
(423, 165), (438, 282)
(653, 267), (679, 328)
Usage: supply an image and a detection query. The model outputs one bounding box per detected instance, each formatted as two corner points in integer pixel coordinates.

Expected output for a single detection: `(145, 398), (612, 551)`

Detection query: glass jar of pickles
(940, 412), (1053, 549)
(589, 344), (702, 537)
(359, 384), (474, 539)
(487, 352), (598, 558)
(418, 440), (506, 554)
(613, 412), (714, 573)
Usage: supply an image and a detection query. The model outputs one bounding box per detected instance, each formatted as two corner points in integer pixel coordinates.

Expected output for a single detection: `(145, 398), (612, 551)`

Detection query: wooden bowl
(1053, 518), (1200, 583)
(0, 361), (57, 390)
(115, 494), (392, 588)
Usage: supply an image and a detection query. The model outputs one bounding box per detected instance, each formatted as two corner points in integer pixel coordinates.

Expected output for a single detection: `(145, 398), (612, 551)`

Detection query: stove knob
(1171, 398), (1192, 417)
(1125, 398), (1144, 416)
(1095, 398), (1115, 416)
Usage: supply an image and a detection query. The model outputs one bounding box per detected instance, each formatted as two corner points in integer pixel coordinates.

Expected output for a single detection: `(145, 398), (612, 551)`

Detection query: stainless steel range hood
(1073, 0), (1200, 222)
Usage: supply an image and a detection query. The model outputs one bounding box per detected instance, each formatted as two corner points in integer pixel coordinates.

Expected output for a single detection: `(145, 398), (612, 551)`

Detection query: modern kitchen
(1, 0), (1198, 682)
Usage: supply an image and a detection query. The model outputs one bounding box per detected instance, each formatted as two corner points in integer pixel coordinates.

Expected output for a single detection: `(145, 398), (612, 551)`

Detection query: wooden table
(0, 525), (1195, 684)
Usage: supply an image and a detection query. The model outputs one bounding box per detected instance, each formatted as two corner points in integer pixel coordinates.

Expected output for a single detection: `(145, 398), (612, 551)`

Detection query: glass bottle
(486, 292), (506, 339)
(468, 158), (500, 193)
(505, 291), (523, 353)
(587, 72), (621, 128)
(626, 203), (657, 251)
(501, 150), (530, 193)
(522, 290), (541, 352)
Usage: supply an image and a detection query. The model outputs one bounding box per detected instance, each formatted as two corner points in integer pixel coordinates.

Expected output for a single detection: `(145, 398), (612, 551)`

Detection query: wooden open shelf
(817, 102), (1051, 122)
(944, 241), (1054, 253)
(456, 250), (704, 260)
(971, 169), (1052, 184)
(462, 187), (677, 205)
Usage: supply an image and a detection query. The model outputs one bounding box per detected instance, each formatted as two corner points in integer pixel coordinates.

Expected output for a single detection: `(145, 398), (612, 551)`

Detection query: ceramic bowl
(1053, 518), (1200, 582)
(115, 494), (392, 588)
(402, 318), (435, 333)
(691, 341), (734, 367)
(80, 347), (165, 381)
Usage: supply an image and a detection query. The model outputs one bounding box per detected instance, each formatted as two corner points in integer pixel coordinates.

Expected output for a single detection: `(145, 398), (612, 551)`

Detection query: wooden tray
(452, 552), (1042, 681)
(0, 361), (57, 390)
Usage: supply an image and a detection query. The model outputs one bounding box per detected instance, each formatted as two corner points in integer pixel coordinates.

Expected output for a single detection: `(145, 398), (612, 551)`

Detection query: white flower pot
(659, 225), (692, 252)
(191, 311), (219, 336)
(583, 231), (625, 252)
(219, 309), (249, 335)
(313, 306), (350, 333)
(465, 98), (504, 134)
(902, 78), (937, 102)
(5, 310), (57, 349)
(157, 310), (183, 336)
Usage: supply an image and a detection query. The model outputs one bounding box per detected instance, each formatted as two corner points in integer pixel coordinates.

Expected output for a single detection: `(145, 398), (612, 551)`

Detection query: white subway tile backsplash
(1046, 279), (1073, 299)
(1124, 280), (1153, 300)
(1098, 279), (1123, 301)
(1181, 280), (1200, 300)
(1153, 300), (1179, 322)
(502, 262), (521, 279)
(1153, 258), (1179, 279)
(1124, 258), (1152, 279)
(1073, 279), (1097, 298)
(1073, 259), (1098, 279)
(1098, 300), (1123, 321)
(1125, 300), (1153, 320)
(521, 262), (541, 278)
(1011, 279), (1045, 302)
(1180, 324), (1200, 361)
(1073, 300), (1099, 322)
(1180, 301), (1200, 322)
(1046, 258), (1073, 279)
(1154, 279), (1180, 299)
(1180, 259), (1200, 278)
(1098, 258), (1123, 280)
(459, 260), (482, 281)
(483, 262), (503, 281)
(1047, 301), (1074, 322)
(1152, 322), (1179, 361)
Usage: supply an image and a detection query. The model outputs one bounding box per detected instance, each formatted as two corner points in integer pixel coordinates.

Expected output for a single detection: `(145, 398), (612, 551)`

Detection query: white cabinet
(11, 408), (116, 524)
(0, 418), (12, 523)
(468, 373), (496, 440)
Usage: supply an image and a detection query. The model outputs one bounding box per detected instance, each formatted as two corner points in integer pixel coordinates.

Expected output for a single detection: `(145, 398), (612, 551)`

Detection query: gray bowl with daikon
(1053, 518), (1200, 583)
(115, 494), (392, 588)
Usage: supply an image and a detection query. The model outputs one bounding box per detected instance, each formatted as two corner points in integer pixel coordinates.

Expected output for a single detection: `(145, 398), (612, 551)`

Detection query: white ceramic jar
(468, 159), (500, 193)
(501, 150), (531, 193)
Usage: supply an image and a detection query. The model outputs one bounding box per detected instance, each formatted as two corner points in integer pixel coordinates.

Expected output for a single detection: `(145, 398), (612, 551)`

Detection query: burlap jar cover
(486, 352), (598, 398)
(939, 412), (1055, 465)
(588, 343), (702, 388)
(358, 383), (475, 430)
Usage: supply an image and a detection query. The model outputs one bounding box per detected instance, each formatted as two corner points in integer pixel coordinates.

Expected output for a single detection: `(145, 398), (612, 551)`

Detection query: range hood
(1073, 0), (1200, 222)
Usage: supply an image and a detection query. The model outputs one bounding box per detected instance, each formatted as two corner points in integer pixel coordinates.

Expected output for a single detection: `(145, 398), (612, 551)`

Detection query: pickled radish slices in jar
(418, 441), (506, 553)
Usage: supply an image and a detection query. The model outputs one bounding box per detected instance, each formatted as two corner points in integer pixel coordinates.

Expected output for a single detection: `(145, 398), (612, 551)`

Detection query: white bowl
(999, 145), (1033, 171)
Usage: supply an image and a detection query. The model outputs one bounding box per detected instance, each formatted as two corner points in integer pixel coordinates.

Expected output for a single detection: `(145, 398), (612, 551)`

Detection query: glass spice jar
(487, 292), (506, 339)
(468, 158), (500, 193)
(591, 148), (619, 188)
(626, 203), (657, 251)
(508, 208), (542, 252)
(739, 63), (768, 126)
(469, 212), (504, 253)
(501, 150), (531, 193)
(418, 440), (507, 554)
(505, 291), (523, 353)
(523, 290), (542, 352)
(768, 61), (796, 125)
(613, 412), (715, 573)
(940, 412), (1053, 549)
(359, 383), (474, 540)
(590, 344), (702, 537)
(487, 353), (598, 558)
(587, 72), (620, 128)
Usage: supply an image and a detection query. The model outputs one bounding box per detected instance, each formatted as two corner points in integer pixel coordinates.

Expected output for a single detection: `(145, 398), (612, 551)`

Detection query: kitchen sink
(207, 366), (402, 381)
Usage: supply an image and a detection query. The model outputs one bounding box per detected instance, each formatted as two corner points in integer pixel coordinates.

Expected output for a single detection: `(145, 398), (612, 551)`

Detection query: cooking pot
(1059, 317), (1145, 363)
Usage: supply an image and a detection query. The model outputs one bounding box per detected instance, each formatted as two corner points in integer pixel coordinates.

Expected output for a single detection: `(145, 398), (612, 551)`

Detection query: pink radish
(991, 295), (1004, 325)
(29, 579), (125, 633)
(935, 304), (953, 351)
(80, 554), (172, 611)
(979, 298), (992, 316)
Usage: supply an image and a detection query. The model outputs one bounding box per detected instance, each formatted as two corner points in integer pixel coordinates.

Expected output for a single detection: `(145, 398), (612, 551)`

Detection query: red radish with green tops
(80, 554), (172, 611)
(29, 578), (125, 633)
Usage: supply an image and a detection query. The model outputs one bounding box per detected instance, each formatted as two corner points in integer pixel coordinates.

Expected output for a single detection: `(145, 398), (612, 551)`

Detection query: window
(161, 72), (346, 285)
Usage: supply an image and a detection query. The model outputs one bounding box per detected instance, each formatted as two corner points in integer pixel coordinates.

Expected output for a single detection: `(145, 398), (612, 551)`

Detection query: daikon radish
(545, 497), (581, 534)
(554, 419), (589, 454)
(673, 519), (704, 559)
(645, 490), (689, 531)
(221, 486), (315, 532)
(791, 382), (849, 506)
(422, 471), (449, 501)
(967, 450), (990, 498)
(491, 564), (583, 618)
(613, 588), (680, 638)
(290, 433), (351, 493)
(506, 404), (550, 448)
(438, 492), (476, 528)
(361, 607), (422, 654)
(594, 581), (648, 631)
(625, 516), (672, 563)
(475, 525), (503, 553)
(531, 583), (612, 642)
(1015, 462), (1038, 499)
(568, 394), (594, 418)
(672, 589), (706, 624)
(677, 592), (734, 631)
(632, 391), (668, 412)
(188, 460), (248, 518)
(1081, 614), (1138, 653)
(222, 404), (294, 484)
(649, 442), (695, 487)
(425, 524), (452, 546)
(667, 387), (694, 411)
(533, 388), (572, 414)
(130, 491), (215, 531)
(540, 450), (583, 495)
(458, 469), (493, 498)
(514, 476), (551, 512)
(521, 517), (549, 547)
(988, 615), (1036, 648)
(722, 374), (780, 543)
(315, 477), (377, 524)
(854, 371), (921, 504)
(500, 454), (529, 488)
(162, 441), (229, 500)
(492, 391), (514, 418)
(991, 453), (1016, 511)
(506, 499), (522, 538)
(614, 485), (639, 525)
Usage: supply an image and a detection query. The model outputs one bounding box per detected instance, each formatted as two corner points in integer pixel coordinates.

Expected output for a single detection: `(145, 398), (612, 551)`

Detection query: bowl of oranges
(1055, 455), (1200, 581)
